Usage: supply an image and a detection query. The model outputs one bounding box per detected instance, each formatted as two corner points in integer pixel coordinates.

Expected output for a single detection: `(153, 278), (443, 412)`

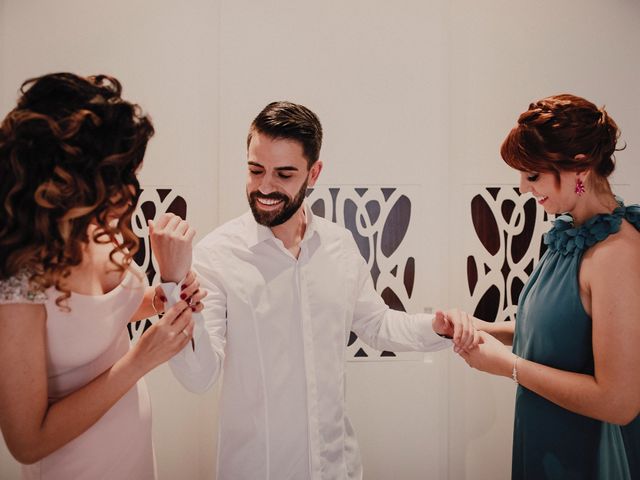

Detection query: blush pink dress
(0, 268), (156, 480)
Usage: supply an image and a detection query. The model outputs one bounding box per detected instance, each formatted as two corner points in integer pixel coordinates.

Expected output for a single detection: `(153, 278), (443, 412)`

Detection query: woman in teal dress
(456, 94), (640, 479)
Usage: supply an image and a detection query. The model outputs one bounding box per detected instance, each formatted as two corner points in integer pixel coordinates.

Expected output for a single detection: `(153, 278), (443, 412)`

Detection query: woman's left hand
(149, 213), (196, 283)
(458, 331), (516, 377)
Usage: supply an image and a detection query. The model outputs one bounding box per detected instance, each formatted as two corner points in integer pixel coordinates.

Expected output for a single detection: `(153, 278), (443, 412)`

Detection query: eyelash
(527, 173), (539, 182)
(249, 170), (292, 179)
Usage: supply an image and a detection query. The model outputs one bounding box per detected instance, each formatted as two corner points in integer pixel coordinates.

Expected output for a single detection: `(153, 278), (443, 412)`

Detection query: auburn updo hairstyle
(0, 73), (155, 305)
(500, 94), (622, 182)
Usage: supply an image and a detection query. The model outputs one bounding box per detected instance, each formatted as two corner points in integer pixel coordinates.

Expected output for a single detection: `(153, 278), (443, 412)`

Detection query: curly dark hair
(0, 73), (155, 306)
(500, 94), (623, 181)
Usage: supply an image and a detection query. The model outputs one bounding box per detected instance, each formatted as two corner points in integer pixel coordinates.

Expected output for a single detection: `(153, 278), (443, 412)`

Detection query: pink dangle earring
(575, 178), (586, 196)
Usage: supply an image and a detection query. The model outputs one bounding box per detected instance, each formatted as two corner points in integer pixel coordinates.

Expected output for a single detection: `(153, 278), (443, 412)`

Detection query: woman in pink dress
(0, 73), (204, 479)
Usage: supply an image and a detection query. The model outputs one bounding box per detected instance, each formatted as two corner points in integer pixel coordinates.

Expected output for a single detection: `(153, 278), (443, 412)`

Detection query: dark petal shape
(512, 198), (537, 263)
(380, 351), (396, 357)
(524, 259), (534, 275)
(366, 200), (381, 225)
(158, 189), (171, 202)
(132, 238), (146, 269)
(473, 285), (500, 322)
(467, 256), (478, 296)
(381, 195), (411, 257)
(501, 231), (510, 284)
(140, 200), (156, 222)
(354, 348), (368, 357)
(329, 188), (340, 222)
(167, 195), (187, 219)
(501, 199), (516, 223)
(311, 199), (325, 218)
(404, 257), (415, 298)
(471, 194), (500, 256)
(370, 255), (381, 289)
(381, 287), (405, 312)
(511, 276), (525, 305)
(381, 188), (396, 201)
(348, 331), (358, 346)
(344, 199), (370, 262)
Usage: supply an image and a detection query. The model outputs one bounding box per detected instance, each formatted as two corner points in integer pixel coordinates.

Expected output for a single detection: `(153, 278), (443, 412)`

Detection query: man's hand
(149, 213), (196, 283)
(433, 308), (479, 352)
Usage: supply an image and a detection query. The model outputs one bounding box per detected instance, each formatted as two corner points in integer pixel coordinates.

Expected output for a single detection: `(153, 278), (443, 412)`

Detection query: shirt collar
(245, 202), (318, 249)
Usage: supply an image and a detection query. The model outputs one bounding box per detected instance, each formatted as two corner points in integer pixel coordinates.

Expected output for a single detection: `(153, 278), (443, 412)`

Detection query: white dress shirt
(169, 204), (451, 480)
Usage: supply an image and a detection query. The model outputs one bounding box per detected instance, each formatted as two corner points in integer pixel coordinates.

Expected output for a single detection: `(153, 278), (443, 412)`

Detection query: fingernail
(160, 296), (167, 303)
(180, 293), (187, 300)
(181, 284), (187, 290)
(191, 306), (196, 311)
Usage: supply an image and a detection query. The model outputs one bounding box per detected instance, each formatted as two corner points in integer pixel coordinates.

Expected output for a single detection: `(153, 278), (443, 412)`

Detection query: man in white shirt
(172, 101), (476, 479)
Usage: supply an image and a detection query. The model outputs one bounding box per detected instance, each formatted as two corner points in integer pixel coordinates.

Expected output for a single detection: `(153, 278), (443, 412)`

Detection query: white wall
(1, 1), (639, 479)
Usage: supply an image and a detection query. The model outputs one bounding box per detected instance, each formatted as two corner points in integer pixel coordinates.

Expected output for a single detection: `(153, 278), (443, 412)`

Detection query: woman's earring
(575, 178), (586, 196)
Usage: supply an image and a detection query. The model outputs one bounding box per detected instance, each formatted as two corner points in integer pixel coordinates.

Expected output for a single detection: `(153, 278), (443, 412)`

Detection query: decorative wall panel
(128, 188), (187, 342)
(466, 187), (551, 323)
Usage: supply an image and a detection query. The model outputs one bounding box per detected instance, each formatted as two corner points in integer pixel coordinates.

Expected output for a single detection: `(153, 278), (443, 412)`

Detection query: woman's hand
(433, 309), (480, 351)
(458, 331), (516, 378)
(131, 300), (194, 374)
(179, 270), (207, 313)
(148, 213), (196, 283)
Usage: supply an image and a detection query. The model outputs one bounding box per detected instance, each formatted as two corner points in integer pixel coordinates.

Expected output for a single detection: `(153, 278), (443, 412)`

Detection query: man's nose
(258, 175), (276, 195)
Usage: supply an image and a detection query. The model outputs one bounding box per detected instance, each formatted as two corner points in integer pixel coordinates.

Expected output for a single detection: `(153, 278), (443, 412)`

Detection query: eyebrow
(247, 161), (299, 172)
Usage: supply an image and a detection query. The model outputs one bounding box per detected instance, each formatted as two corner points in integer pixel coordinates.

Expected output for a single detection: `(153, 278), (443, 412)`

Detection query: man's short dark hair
(247, 101), (323, 168)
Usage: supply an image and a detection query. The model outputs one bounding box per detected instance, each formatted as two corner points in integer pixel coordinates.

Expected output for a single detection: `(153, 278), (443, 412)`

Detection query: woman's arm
(460, 238), (640, 425)
(129, 286), (165, 322)
(0, 301), (194, 464)
(473, 317), (515, 346)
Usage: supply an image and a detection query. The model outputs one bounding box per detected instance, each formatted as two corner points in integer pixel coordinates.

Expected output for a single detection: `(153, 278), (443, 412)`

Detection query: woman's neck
(570, 190), (618, 226)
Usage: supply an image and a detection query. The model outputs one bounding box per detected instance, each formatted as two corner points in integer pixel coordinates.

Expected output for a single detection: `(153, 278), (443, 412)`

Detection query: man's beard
(247, 179), (308, 227)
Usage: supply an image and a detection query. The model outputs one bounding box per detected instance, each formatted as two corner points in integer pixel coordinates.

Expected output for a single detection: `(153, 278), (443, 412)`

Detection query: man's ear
(307, 160), (323, 187)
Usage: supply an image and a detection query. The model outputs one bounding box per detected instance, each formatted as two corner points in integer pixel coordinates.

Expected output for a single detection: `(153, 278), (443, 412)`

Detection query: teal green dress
(512, 200), (640, 480)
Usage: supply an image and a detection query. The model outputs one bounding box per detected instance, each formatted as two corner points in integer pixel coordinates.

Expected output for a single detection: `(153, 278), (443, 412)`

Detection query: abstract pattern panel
(466, 187), (551, 323)
(307, 186), (422, 361)
(128, 188), (187, 342)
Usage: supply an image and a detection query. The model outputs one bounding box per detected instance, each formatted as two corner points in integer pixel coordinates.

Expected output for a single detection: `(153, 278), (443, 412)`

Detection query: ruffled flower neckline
(544, 198), (640, 256)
